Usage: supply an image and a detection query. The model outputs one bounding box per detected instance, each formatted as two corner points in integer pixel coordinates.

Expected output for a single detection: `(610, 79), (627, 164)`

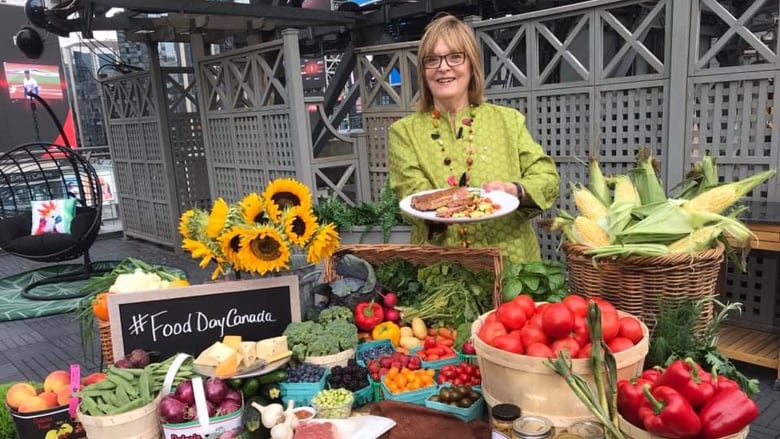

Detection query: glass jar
(512, 415), (554, 439)
(568, 421), (605, 439)
(491, 404), (522, 437)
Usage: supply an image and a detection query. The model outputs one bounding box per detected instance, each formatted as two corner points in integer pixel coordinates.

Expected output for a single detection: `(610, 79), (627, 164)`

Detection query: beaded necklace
(431, 105), (477, 248)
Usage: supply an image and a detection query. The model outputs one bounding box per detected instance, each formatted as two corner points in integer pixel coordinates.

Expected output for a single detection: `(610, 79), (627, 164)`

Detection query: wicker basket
(324, 244), (504, 305)
(564, 241), (724, 334)
(98, 318), (113, 364)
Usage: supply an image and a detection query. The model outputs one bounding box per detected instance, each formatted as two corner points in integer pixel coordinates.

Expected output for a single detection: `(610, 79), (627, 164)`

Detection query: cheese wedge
(256, 336), (290, 362)
(223, 335), (242, 352)
(240, 341), (257, 368)
(214, 350), (240, 377)
(194, 341), (241, 367)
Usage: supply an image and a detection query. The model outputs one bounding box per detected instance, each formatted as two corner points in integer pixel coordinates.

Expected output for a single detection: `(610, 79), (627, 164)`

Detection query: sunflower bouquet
(178, 178), (340, 279)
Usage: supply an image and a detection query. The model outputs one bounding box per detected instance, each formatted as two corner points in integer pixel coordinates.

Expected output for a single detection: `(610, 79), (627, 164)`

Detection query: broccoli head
(318, 306), (354, 324)
(325, 319), (358, 351)
(307, 333), (341, 357)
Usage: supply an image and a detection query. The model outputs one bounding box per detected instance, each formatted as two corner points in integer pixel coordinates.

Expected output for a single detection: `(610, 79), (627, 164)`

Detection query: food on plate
(410, 186), (465, 211)
(256, 336), (293, 362)
(410, 187), (501, 219)
(195, 335), (292, 377)
(293, 421), (337, 439)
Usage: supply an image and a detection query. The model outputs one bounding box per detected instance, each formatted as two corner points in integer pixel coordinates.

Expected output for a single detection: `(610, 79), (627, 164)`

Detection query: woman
(388, 14), (560, 263)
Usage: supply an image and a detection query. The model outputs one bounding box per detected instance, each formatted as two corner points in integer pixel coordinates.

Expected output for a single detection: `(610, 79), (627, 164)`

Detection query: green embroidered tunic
(388, 103), (560, 263)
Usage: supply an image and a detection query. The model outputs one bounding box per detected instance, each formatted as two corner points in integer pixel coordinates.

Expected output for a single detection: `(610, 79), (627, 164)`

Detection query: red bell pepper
(655, 358), (714, 409)
(618, 377), (654, 427)
(698, 388), (759, 439)
(640, 367), (664, 385)
(354, 300), (384, 331)
(709, 368), (741, 394)
(639, 385), (701, 439)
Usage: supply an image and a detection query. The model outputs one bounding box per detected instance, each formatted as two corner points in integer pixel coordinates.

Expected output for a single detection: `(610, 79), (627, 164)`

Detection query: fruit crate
(380, 380), (436, 406)
(351, 383), (374, 407)
(355, 339), (395, 367)
(417, 351), (459, 370)
(458, 351), (478, 365)
(368, 374), (384, 402)
(424, 384), (485, 422)
(324, 244), (503, 306)
(279, 369), (328, 407)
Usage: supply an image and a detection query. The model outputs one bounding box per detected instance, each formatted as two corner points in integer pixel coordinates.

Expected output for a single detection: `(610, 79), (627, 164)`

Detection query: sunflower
(182, 238), (219, 269)
(218, 226), (248, 271)
(239, 192), (267, 224)
(283, 206), (318, 247)
(306, 223), (340, 264)
(206, 198), (229, 238)
(263, 178), (312, 222)
(238, 226), (291, 275)
(178, 209), (197, 239)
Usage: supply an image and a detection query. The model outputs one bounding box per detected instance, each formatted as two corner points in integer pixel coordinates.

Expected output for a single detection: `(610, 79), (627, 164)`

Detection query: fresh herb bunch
(647, 296), (759, 395)
(375, 258), (422, 301)
(501, 259), (568, 303)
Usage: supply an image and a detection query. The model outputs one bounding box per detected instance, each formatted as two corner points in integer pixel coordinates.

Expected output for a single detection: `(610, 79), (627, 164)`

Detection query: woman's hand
(482, 181), (517, 196)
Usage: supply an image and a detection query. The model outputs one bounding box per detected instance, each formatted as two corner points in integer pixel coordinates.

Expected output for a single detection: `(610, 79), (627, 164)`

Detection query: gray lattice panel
(148, 163), (167, 200)
(212, 167), (241, 202)
(537, 227), (563, 262)
(554, 161), (587, 214)
(130, 162), (150, 191)
(534, 91), (592, 160)
(136, 200), (154, 235)
(153, 202), (175, 243)
(126, 124), (146, 161)
(261, 113), (296, 170)
(206, 118), (236, 165)
(364, 114), (404, 201)
(114, 162), (134, 197)
(108, 125), (129, 161)
(597, 85), (666, 160)
(143, 122), (163, 162)
(238, 168), (267, 198)
(121, 198), (140, 232)
(688, 76), (776, 162)
(721, 250), (780, 332)
(486, 94), (529, 116)
(170, 114), (210, 210)
(234, 115), (263, 166)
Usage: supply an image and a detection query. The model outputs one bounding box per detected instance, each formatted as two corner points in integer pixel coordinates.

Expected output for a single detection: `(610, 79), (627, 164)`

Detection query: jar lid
(513, 416), (553, 437)
(491, 403), (521, 421)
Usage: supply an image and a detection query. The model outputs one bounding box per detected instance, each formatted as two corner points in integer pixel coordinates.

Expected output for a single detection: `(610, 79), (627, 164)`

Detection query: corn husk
(630, 148), (666, 205)
(589, 156), (611, 207)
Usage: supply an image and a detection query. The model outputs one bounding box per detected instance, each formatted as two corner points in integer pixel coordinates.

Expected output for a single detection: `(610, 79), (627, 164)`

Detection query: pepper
(639, 385), (701, 439)
(618, 377), (654, 427)
(698, 388), (759, 439)
(372, 321), (401, 347)
(354, 300), (384, 331)
(709, 368), (741, 394)
(91, 292), (115, 321)
(640, 367), (664, 385)
(655, 358), (714, 409)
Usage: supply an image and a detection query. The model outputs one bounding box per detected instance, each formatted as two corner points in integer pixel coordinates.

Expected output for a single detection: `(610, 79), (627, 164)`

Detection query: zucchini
(257, 369), (287, 385)
(258, 383), (281, 402)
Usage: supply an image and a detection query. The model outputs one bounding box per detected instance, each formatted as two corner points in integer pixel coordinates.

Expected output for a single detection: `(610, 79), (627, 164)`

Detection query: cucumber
(257, 369), (287, 385)
(258, 383), (281, 402)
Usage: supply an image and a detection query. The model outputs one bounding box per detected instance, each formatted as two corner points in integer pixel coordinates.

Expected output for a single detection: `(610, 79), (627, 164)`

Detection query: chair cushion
(31, 199), (76, 235)
(0, 214), (32, 247)
(0, 207), (98, 256)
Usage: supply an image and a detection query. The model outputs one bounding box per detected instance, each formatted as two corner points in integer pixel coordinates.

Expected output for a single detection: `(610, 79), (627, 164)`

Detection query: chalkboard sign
(107, 276), (301, 362)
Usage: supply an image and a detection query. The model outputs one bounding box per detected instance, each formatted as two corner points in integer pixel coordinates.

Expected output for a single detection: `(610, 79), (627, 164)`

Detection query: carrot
(438, 327), (454, 339)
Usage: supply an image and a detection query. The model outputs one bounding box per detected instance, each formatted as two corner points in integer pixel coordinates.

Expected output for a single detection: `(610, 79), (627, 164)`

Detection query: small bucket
(77, 395), (161, 439)
(8, 403), (87, 439)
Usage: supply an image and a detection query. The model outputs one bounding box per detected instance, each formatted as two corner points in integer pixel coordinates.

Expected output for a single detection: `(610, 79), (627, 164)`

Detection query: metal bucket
(281, 255), (322, 320)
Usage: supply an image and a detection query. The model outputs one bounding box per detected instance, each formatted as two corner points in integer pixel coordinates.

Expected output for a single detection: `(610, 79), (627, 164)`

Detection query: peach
(38, 391), (58, 408)
(5, 383), (37, 410)
(55, 386), (72, 407)
(43, 370), (69, 394)
(17, 395), (49, 413)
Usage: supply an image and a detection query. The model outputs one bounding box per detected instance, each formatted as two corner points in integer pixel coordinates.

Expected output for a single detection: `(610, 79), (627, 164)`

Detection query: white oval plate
(308, 415), (396, 439)
(399, 187), (520, 224)
(193, 352), (291, 379)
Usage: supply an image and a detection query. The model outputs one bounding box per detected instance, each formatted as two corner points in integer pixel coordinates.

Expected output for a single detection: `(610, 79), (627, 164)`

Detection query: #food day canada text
(107, 276), (302, 361)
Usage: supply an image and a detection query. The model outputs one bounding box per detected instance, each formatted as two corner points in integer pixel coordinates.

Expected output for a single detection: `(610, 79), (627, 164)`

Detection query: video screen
(4, 62), (63, 100)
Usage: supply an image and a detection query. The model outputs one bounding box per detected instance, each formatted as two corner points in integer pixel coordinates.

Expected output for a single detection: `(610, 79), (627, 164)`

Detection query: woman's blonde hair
(416, 14), (485, 112)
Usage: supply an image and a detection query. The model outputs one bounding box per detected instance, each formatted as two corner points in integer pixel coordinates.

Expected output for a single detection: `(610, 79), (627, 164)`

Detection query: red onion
(174, 379), (195, 405)
(224, 389), (242, 402)
(217, 398), (241, 416)
(187, 401), (216, 421)
(204, 378), (228, 404)
(159, 395), (186, 424)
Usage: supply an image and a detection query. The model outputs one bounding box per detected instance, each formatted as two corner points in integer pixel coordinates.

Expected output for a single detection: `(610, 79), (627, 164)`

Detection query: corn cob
(682, 169), (777, 214)
(610, 175), (640, 206)
(589, 156), (611, 206)
(573, 216), (610, 248)
(572, 183), (608, 224)
(667, 226), (722, 254)
(618, 201), (693, 243)
(630, 148), (666, 205)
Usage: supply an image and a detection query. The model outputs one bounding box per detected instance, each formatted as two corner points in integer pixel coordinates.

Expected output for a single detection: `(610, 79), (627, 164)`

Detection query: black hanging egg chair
(0, 142), (108, 297)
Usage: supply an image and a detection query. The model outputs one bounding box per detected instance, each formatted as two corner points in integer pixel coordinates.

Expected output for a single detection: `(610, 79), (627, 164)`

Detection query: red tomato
(551, 337), (581, 358)
(563, 295), (589, 318)
(601, 311), (620, 342)
(511, 294), (536, 319)
(589, 297), (617, 315)
(525, 342), (555, 358)
(519, 324), (549, 348)
(607, 336), (635, 353)
(529, 312), (544, 328)
(478, 321), (507, 346)
(492, 334), (524, 354)
(578, 343), (592, 359)
(572, 316), (590, 346)
(485, 311), (498, 324)
(541, 303), (575, 340)
(618, 316), (644, 343)
(508, 329), (523, 340)
(496, 302), (527, 331)
(535, 303), (550, 315)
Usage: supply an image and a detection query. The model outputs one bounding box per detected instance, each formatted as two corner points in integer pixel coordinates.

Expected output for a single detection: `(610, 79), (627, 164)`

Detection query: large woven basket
(98, 318), (114, 364)
(324, 244), (504, 305)
(564, 242), (724, 334)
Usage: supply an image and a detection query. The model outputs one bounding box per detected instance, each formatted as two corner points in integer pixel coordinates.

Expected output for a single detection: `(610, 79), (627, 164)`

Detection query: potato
(400, 326), (414, 338)
(400, 336), (422, 349)
(411, 317), (427, 339)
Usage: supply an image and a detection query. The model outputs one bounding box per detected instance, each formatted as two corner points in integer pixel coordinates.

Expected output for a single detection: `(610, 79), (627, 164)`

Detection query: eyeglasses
(422, 52), (466, 69)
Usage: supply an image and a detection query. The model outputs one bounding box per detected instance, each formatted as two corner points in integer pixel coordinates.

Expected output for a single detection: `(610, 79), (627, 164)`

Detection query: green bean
(115, 382), (130, 406)
(102, 391), (118, 407)
(139, 370), (150, 401)
(98, 402), (118, 414)
(83, 379), (116, 391)
(80, 395), (102, 416)
(108, 366), (137, 381)
(104, 398), (147, 415)
(107, 374), (139, 398)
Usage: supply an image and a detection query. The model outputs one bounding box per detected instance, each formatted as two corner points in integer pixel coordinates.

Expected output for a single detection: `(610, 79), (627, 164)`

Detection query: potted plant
(314, 181), (411, 245)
